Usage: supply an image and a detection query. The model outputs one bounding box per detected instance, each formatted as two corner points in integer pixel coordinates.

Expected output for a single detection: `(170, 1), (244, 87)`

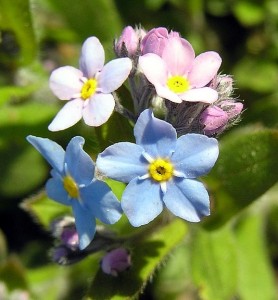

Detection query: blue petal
(121, 177), (163, 227)
(80, 180), (122, 224)
(65, 136), (95, 185)
(45, 177), (72, 205)
(96, 142), (146, 183)
(134, 109), (177, 158)
(27, 135), (65, 174)
(72, 200), (96, 250)
(172, 134), (219, 178)
(163, 178), (210, 222)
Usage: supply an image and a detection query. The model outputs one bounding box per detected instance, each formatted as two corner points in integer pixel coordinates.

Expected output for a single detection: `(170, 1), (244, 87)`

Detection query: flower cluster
(27, 26), (243, 274)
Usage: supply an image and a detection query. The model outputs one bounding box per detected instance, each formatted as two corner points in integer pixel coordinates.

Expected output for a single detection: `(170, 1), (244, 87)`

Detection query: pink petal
(155, 85), (182, 103)
(139, 54), (168, 86)
(83, 93), (115, 126)
(98, 58), (132, 93)
(48, 99), (83, 131)
(79, 37), (105, 78)
(49, 66), (83, 100)
(188, 51), (222, 88)
(180, 87), (218, 103)
(162, 37), (195, 75)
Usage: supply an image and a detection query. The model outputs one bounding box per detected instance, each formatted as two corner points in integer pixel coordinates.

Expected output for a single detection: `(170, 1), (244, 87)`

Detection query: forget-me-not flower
(96, 109), (219, 227)
(27, 135), (122, 249)
(48, 36), (132, 131)
(139, 36), (221, 104)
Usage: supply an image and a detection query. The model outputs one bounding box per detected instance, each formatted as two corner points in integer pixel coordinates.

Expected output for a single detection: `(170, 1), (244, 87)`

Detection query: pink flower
(139, 36), (222, 104)
(141, 27), (180, 56)
(48, 37), (132, 131)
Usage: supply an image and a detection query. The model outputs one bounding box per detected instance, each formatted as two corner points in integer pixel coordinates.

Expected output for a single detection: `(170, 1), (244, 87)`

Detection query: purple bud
(51, 246), (69, 264)
(61, 227), (79, 249)
(101, 248), (131, 277)
(115, 26), (141, 58)
(200, 106), (229, 135)
(220, 100), (243, 119)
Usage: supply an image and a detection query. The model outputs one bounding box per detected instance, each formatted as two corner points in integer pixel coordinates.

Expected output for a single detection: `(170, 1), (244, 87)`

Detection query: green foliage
(0, 0), (278, 299)
(88, 219), (188, 299)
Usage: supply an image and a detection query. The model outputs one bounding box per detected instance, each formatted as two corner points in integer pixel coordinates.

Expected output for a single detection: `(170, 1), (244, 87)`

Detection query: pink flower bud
(200, 106), (229, 135)
(141, 27), (180, 56)
(220, 100), (243, 119)
(101, 248), (131, 277)
(115, 26), (140, 57)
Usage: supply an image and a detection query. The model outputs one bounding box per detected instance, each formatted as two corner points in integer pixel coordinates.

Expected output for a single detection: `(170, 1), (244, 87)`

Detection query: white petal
(82, 93), (115, 126)
(180, 87), (218, 103)
(155, 85), (182, 103)
(79, 37), (105, 78)
(138, 54), (168, 86)
(48, 99), (83, 131)
(49, 66), (83, 100)
(98, 58), (132, 93)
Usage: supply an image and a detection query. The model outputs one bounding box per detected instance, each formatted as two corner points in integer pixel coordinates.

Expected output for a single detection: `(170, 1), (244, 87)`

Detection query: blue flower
(96, 109), (219, 227)
(27, 135), (122, 249)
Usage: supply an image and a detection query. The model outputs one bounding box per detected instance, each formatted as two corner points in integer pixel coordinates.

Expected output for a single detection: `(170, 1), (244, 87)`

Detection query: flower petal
(155, 84), (182, 103)
(79, 36), (105, 78)
(82, 93), (115, 126)
(139, 53), (168, 86)
(134, 109), (177, 158)
(162, 37), (195, 75)
(163, 178), (210, 222)
(72, 200), (96, 250)
(180, 87), (218, 103)
(81, 180), (122, 224)
(46, 177), (71, 205)
(49, 66), (83, 100)
(96, 142), (146, 183)
(188, 51), (222, 88)
(26, 135), (65, 173)
(121, 177), (163, 226)
(65, 136), (95, 185)
(172, 134), (219, 178)
(98, 58), (132, 93)
(48, 99), (83, 131)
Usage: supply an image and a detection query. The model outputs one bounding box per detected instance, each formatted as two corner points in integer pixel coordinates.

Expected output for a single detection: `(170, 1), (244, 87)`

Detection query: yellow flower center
(63, 175), (79, 198)
(81, 78), (97, 100)
(167, 76), (190, 94)
(148, 158), (174, 182)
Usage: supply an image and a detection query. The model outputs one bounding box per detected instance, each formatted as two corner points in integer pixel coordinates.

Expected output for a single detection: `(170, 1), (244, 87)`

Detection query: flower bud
(200, 106), (229, 136)
(214, 75), (234, 97)
(220, 100), (243, 119)
(141, 27), (180, 56)
(101, 248), (131, 277)
(115, 26), (141, 58)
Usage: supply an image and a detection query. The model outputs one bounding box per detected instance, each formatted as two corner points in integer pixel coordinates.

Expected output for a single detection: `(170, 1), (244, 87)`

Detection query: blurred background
(0, 0), (278, 299)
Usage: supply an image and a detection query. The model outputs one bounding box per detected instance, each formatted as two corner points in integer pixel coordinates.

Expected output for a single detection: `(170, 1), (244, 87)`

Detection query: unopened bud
(200, 106), (229, 136)
(101, 248), (131, 277)
(220, 100), (243, 119)
(115, 26), (141, 58)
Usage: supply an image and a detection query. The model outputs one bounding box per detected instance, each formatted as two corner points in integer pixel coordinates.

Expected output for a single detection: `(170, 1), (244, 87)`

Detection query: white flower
(49, 37), (132, 131)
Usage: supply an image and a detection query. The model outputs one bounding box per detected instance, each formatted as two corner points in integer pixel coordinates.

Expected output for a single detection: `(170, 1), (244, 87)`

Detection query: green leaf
(46, 0), (123, 45)
(206, 128), (278, 227)
(233, 58), (278, 93)
(21, 191), (71, 229)
(190, 226), (237, 300)
(0, 255), (28, 290)
(0, 0), (37, 65)
(87, 218), (188, 299)
(233, 1), (265, 26)
(234, 210), (277, 300)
